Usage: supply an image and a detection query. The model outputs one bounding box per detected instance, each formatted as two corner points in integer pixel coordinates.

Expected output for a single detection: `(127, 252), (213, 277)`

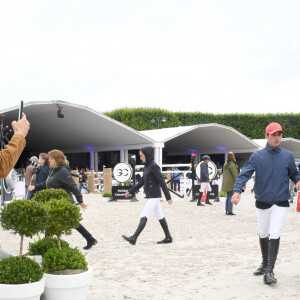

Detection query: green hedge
(105, 108), (300, 139)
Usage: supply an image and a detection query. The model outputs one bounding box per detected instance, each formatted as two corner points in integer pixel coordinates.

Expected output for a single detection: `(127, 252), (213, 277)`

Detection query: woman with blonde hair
(28, 149), (97, 250)
(222, 152), (239, 215)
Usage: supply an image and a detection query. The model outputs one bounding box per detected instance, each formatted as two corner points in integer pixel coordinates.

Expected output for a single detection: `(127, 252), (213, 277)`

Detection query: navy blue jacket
(129, 147), (171, 200)
(200, 162), (209, 183)
(34, 165), (49, 186)
(234, 143), (300, 204)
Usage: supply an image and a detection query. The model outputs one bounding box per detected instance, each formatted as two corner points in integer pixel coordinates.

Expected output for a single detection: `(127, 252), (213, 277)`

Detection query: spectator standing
(197, 155), (213, 206)
(25, 156), (38, 197)
(29, 153), (50, 199)
(222, 152), (239, 215)
(173, 167), (181, 192)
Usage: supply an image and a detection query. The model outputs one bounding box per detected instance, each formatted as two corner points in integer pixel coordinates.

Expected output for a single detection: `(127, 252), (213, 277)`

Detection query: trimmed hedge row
(105, 108), (300, 139)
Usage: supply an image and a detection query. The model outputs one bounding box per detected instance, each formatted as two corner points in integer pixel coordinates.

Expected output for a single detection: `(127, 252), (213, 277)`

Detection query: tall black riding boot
(205, 192), (213, 205)
(264, 238), (280, 284)
(253, 236), (269, 276)
(197, 192), (205, 206)
(157, 218), (173, 244)
(122, 217), (147, 245)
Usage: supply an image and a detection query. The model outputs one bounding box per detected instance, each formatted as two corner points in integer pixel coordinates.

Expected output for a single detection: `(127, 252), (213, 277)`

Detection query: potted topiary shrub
(28, 237), (70, 257)
(32, 188), (93, 300)
(102, 191), (112, 202)
(0, 199), (49, 300)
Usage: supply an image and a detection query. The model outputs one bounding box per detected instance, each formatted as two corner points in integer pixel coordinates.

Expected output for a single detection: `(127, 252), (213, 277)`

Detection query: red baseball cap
(265, 122), (283, 135)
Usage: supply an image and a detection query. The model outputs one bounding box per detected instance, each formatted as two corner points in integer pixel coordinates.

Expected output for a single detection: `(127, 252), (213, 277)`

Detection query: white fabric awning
(141, 124), (261, 155)
(0, 101), (157, 153)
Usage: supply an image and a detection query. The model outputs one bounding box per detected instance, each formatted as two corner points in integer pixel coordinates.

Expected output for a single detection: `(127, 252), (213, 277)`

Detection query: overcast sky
(0, 0), (299, 114)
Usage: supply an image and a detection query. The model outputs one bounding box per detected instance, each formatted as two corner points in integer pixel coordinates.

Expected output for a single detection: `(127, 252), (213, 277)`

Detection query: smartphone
(18, 100), (23, 120)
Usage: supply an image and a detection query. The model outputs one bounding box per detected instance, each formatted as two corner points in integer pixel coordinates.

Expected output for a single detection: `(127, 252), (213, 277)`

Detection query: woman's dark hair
(39, 153), (49, 167)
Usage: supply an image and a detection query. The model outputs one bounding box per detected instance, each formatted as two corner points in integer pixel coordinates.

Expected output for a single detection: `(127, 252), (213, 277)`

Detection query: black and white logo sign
(113, 163), (133, 183)
(196, 161), (217, 180)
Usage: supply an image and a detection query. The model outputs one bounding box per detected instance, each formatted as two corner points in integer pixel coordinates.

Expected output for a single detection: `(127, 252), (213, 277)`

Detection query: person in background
(29, 153), (50, 199)
(231, 122), (300, 285)
(79, 168), (91, 194)
(222, 152), (239, 215)
(173, 167), (181, 192)
(197, 155), (213, 206)
(28, 150), (97, 250)
(25, 155), (38, 198)
(0, 113), (30, 259)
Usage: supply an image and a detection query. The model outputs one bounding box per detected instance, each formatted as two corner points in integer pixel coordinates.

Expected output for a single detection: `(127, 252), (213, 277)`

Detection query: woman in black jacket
(122, 146), (173, 245)
(29, 153), (50, 199)
(28, 149), (97, 250)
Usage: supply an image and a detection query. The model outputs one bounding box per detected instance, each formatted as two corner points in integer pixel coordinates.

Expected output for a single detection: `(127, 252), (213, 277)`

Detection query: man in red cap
(231, 122), (300, 285)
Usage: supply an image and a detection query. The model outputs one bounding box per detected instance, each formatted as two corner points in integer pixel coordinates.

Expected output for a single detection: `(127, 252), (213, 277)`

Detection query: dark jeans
(174, 180), (180, 191)
(225, 190), (233, 212)
(79, 182), (91, 193)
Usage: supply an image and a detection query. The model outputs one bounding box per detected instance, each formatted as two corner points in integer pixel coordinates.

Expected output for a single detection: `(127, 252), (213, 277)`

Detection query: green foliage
(0, 199), (49, 238)
(105, 107), (181, 131)
(219, 191), (227, 197)
(123, 181), (132, 186)
(28, 237), (70, 257)
(45, 198), (82, 239)
(32, 188), (72, 204)
(0, 256), (43, 284)
(102, 191), (112, 197)
(105, 108), (300, 139)
(42, 246), (88, 273)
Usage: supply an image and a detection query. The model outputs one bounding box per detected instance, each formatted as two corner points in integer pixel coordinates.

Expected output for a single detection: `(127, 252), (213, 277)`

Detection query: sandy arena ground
(2, 190), (300, 300)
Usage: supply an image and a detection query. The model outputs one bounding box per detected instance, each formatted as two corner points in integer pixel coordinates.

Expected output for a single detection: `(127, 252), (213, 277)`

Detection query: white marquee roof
(0, 101), (158, 153)
(141, 124), (261, 155)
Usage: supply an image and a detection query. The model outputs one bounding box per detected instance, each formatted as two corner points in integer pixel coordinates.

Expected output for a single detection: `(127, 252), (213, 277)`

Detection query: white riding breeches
(141, 198), (164, 220)
(256, 205), (288, 239)
(200, 182), (212, 193)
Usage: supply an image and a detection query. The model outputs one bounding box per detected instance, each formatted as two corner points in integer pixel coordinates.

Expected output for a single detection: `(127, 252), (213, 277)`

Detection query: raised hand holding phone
(12, 112), (30, 137)
(18, 100), (23, 121)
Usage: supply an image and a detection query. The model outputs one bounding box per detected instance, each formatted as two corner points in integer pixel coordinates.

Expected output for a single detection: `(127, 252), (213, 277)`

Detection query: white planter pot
(0, 277), (45, 300)
(219, 197), (226, 202)
(102, 197), (111, 202)
(44, 266), (93, 300)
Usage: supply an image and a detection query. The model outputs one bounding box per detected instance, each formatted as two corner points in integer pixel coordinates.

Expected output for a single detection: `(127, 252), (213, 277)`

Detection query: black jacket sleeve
(60, 169), (83, 203)
(34, 182), (46, 192)
(129, 176), (144, 193)
(152, 164), (171, 200)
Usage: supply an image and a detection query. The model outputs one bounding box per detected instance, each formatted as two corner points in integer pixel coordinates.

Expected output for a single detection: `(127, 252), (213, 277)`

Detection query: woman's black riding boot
(157, 217), (173, 244)
(264, 238), (280, 284)
(253, 237), (269, 276)
(197, 192), (205, 206)
(205, 192), (213, 205)
(122, 217), (147, 245)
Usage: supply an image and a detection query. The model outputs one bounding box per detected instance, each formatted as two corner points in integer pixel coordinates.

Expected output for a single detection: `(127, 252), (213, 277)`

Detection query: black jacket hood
(141, 146), (154, 165)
